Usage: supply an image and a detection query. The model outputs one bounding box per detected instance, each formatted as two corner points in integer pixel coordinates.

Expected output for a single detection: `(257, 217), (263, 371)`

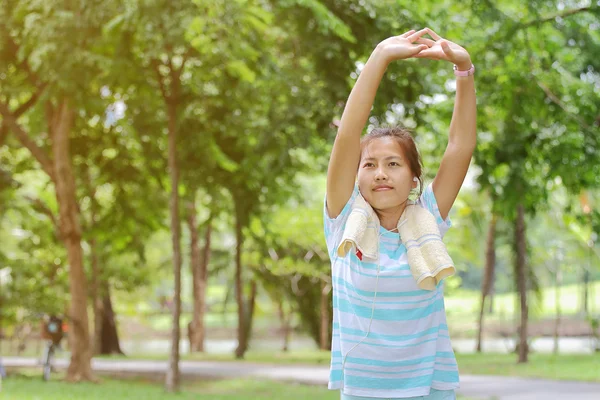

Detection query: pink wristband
(454, 64), (475, 77)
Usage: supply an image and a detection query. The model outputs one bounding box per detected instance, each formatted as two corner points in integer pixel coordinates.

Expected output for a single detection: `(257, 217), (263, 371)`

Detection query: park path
(2, 356), (600, 400)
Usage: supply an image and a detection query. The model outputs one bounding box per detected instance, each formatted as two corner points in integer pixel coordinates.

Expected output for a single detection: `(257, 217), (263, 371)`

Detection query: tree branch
(521, 6), (598, 29)
(0, 125), (8, 147)
(176, 47), (197, 83)
(3, 34), (43, 87)
(488, 3), (600, 43)
(0, 101), (56, 181)
(168, 64), (181, 104)
(151, 59), (170, 102)
(179, 48), (195, 73)
(0, 84), (47, 146)
(23, 195), (60, 233)
(537, 80), (592, 131)
(15, 83), (48, 118)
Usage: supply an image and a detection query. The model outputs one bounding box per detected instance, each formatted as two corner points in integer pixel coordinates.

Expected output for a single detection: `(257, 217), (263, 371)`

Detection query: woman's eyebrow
(362, 156), (403, 161)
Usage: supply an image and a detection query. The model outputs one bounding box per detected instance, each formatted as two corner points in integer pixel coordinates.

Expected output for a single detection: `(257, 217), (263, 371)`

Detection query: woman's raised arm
(326, 29), (430, 218)
(415, 28), (477, 220)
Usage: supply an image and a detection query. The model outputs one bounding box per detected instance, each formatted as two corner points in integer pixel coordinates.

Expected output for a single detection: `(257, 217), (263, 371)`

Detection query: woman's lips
(373, 186), (393, 191)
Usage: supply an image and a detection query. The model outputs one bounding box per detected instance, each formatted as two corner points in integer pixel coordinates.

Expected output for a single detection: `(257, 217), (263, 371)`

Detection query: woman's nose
(375, 168), (387, 180)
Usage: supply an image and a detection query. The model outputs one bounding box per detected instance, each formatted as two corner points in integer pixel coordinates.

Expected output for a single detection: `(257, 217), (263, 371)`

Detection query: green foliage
(280, 0), (357, 43)
(0, 199), (68, 321)
(470, 1), (600, 216)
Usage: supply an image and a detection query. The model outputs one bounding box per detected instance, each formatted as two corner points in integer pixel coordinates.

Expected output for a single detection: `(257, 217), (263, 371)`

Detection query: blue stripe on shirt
(336, 297), (445, 321)
(334, 324), (447, 342)
(333, 276), (433, 298)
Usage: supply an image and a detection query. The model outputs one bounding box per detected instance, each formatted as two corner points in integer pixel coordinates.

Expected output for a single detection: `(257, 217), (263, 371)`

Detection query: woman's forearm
(448, 73), (477, 149)
(336, 46), (389, 140)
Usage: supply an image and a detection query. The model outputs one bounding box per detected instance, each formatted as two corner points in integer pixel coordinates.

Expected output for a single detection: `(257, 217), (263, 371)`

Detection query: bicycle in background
(40, 315), (65, 381)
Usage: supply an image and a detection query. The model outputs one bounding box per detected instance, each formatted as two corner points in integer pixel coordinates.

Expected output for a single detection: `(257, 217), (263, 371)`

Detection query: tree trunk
(234, 205), (248, 359)
(488, 285), (495, 314)
(100, 284), (124, 355)
(0, 272), (4, 361)
(515, 203), (529, 363)
(553, 263), (561, 354)
(51, 100), (94, 381)
(90, 238), (103, 355)
(187, 200), (200, 352)
(320, 280), (331, 350)
(198, 214), (211, 345)
(188, 202), (211, 353)
(88, 179), (103, 356)
(277, 300), (291, 352)
(165, 101), (182, 392)
(582, 267), (590, 315)
(477, 214), (497, 352)
(243, 279), (258, 349)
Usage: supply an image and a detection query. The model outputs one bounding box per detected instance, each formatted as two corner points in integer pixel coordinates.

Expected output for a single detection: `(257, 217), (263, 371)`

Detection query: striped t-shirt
(323, 184), (459, 398)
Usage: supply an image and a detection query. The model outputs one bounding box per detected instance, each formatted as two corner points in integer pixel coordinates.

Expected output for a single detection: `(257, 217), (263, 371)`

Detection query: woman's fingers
(441, 41), (453, 56)
(425, 27), (442, 40)
(415, 38), (435, 47)
(405, 44), (428, 56)
(415, 47), (449, 60)
(415, 44), (429, 53)
(413, 48), (438, 58)
(407, 28), (430, 43)
(400, 29), (416, 38)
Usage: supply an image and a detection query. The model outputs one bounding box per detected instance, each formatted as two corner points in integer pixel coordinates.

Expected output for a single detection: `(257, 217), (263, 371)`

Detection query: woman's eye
(389, 162), (399, 166)
(364, 163), (374, 167)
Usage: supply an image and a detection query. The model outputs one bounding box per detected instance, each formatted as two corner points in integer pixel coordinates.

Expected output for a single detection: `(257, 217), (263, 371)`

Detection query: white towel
(336, 191), (455, 290)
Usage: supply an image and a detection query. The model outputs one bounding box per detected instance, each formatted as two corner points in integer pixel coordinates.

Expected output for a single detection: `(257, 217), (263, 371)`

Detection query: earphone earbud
(413, 177), (418, 182)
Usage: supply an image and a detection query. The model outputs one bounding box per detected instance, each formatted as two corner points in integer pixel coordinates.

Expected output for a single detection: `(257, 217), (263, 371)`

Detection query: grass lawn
(0, 372), (473, 400)
(456, 353), (600, 382)
(0, 374), (339, 400)
(96, 350), (600, 382)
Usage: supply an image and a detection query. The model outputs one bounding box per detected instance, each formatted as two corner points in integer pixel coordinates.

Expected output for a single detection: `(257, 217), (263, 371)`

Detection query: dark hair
(360, 126), (424, 198)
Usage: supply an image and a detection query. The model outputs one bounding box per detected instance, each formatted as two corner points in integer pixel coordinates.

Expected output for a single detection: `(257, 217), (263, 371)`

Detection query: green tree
(0, 0), (121, 380)
(470, 0), (600, 362)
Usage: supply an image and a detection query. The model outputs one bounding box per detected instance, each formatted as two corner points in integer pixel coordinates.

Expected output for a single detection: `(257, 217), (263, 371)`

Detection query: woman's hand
(413, 28), (472, 69)
(375, 29), (431, 64)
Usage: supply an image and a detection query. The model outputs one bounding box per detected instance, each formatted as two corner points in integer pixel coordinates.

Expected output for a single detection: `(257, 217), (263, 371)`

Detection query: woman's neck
(375, 203), (408, 231)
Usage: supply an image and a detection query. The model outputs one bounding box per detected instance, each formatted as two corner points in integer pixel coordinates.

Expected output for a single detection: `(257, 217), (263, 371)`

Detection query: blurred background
(0, 0), (599, 399)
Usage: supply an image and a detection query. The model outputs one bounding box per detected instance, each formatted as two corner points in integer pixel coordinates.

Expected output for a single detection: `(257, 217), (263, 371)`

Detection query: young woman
(324, 28), (476, 400)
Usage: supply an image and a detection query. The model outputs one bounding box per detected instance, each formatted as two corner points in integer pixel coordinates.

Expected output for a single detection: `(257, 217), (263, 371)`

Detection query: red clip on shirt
(356, 249), (363, 261)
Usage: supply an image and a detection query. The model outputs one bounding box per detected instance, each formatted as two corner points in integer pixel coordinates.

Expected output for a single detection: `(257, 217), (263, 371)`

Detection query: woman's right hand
(376, 28), (430, 64)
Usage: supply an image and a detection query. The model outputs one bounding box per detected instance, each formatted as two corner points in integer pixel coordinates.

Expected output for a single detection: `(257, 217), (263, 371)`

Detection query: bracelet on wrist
(454, 64), (475, 77)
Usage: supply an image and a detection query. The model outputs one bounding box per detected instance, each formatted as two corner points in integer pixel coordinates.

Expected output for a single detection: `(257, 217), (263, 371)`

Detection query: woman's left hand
(413, 28), (472, 70)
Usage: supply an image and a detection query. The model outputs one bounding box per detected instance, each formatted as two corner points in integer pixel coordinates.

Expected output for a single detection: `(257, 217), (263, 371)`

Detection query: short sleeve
(323, 185), (359, 255)
(416, 183), (452, 238)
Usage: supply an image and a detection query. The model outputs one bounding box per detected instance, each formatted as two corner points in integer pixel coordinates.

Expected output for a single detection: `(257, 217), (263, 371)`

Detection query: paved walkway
(3, 356), (600, 399)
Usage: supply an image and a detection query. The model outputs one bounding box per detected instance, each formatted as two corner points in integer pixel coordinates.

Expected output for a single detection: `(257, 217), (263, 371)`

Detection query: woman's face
(357, 137), (416, 211)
